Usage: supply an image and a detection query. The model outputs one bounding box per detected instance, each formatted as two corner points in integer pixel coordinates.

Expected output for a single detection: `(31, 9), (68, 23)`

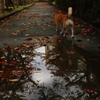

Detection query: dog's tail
(68, 7), (72, 19)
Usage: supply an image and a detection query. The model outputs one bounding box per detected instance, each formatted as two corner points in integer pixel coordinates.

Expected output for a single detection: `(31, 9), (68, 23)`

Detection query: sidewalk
(0, 2), (100, 57)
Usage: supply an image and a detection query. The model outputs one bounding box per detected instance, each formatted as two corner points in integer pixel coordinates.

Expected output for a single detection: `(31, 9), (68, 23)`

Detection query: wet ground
(0, 2), (100, 100)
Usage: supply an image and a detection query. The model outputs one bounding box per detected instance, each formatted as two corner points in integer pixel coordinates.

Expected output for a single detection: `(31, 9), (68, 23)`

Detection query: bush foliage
(54, 0), (100, 27)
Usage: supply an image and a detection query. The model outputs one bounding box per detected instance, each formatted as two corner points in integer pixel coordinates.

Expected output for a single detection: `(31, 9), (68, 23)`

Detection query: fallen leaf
(89, 41), (94, 44)
(0, 56), (5, 59)
(17, 70), (24, 74)
(44, 36), (49, 39)
(71, 52), (75, 54)
(37, 23), (41, 26)
(26, 45), (31, 47)
(81, 29), (89, 32)
(43, 28), (47, 30)
(5, 27), (10, 31)
(12, 33), (18, 35)
(74, 23), (79, 25)
(14, 47), (20, 50)
(34, 37), (41, 41)
(86, 39), (90, 41)
(81, 33), (87, 35)
(21, 43), (27, 47)
(0, 71), (3, 73)
(49, 34), (53, 36)
(14, 39), (17, 41)
(25, 34), (30, 36)
(10, 61), (15, 64)
(57, 36), (65, 40)
(0, 61), (5, 64)
(34, 32), (38, 34)
(26, 38), (32, 40)
(93, 37), (97, 39)
(79, 43), (84, 46)
(86, 89), (95, 93)
(69, 47), (74, 50)
(20, 29), (26, 32)
(52, 24), (56, 26)
(65, 33), (69, 35)
(5, 46), (12, 49)
(9, 79), (20, 82)
(0, 37), (4, 39)
(3, 63), (9, 65)
(30, 71), (43, 74)
(82, 36), (86, 38)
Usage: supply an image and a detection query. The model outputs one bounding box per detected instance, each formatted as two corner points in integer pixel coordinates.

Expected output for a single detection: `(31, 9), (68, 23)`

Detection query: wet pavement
(0, 2), (100, 100)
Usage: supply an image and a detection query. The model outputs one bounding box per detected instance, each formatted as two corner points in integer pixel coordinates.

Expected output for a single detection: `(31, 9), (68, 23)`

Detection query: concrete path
(0, 2), (100, 57)
(0, 2), (56, 47)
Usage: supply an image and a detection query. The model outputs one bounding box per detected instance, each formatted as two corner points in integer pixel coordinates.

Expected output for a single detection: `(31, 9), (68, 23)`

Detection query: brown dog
(53, 7), (74, 37)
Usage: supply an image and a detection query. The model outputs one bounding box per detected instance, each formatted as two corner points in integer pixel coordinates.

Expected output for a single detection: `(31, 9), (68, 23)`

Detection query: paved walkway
(0, 2), (100, 57)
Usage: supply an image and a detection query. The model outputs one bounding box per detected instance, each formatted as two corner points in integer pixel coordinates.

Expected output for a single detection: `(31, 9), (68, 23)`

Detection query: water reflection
(0, 38), (100, 100)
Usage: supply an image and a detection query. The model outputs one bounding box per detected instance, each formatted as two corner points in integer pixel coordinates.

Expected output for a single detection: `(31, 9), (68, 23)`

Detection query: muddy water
(0, 37), (100, 100)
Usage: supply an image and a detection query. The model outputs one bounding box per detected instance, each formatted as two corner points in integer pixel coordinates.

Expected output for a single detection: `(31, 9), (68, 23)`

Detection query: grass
(0, 2), (35, 18)
(52, 1), (56, 5)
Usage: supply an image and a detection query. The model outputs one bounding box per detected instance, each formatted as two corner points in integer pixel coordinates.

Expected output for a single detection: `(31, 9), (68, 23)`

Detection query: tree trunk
(0, 0), (4, 13)
(11, 0), (15, 9)
(16, 0), (19, 7)
(5, 0), (9, 10)
(22, 0), (26, 5)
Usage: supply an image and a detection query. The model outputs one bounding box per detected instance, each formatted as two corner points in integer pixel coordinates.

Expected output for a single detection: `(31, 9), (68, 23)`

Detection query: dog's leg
(60, 23), (65, 35)
(71, 26), (74, 38)
(55, 22), (59, 33)
(56, 25), (59, 32)
(63, 23), (67, 36)
(61, 22), (67, 36)
(63, 27), (66, 36)
(60, 27), (64, 35)
(68, 20), (74, 38)
(56, 23), (60, 36)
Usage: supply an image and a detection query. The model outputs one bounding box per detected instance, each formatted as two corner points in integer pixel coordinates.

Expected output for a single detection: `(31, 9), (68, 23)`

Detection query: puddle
(0, 37), (100, 100)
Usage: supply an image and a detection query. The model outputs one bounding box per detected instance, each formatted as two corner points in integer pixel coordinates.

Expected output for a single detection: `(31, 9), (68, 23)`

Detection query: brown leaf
(14, 47), (20, 50)
(0, 61), (5, 64)
(26, 38), (32, 40)
(79, 43), (84, 46)
(89, 41), (94, 44)
(20, 29), (26, 32)
(34, 37), (41, 41)
(5, 27), (10, 30)
(5, 46), (12, 49)
(9, 79), (20, 82)
(12, 33), (18, 35)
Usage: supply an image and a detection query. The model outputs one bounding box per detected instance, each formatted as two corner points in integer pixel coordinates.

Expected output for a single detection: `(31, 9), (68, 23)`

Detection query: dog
(53, 7), (74, 38)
